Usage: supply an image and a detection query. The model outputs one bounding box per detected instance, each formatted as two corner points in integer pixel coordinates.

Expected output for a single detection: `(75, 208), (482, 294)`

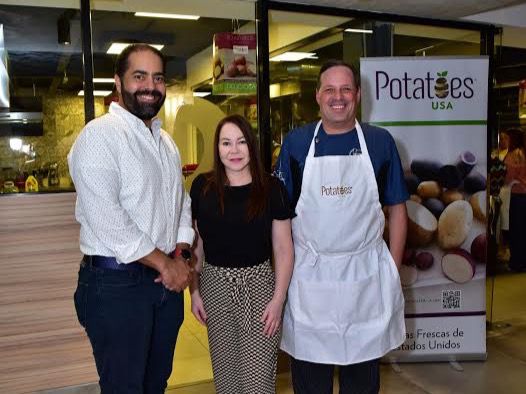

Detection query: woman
(503, 128), (526, 272)
(189, 114), (294, 393)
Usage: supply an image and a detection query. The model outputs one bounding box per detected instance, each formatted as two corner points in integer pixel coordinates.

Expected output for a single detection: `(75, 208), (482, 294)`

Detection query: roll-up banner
(361, 57), (488, 362)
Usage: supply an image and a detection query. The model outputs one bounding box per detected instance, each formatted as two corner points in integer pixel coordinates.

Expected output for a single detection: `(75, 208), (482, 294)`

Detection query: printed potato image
(463, 171), (486, 194)
(438, 165), (462, 189)
(222, 55), (255, 78)
(415, 251), (434, 271)
(213, 58), (224, 79)
(405, 173), (420, 194)
(469, 191), (486, 222)
(441, 189), (464, 206)
(417, 180), (442, 199)
(225, 63), (238, 77)
(434, 77), (449, 99)
(410, 194), (422, 204)
(441, 249), (476, 283)
(423, 198), (445, 219)
(236, 64), (247, 75)
(246, 63), (257, 77)
(234, 55), (246, 65)
(437, 200), (473, 249)
(471, 233), (487, 264)
(410, 160), (442, 181)
(402, 248), (416, 266)
(457, 150), (477, 178)
(400, 264), (418, 287)
(406, 200), (437, 247)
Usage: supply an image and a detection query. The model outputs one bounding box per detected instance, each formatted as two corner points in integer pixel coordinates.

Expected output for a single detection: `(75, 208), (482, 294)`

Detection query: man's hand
(154, 256), (192, 292)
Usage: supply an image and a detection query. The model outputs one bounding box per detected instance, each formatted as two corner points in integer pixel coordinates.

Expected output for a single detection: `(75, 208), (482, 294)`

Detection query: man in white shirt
(68, 44), (194, 393)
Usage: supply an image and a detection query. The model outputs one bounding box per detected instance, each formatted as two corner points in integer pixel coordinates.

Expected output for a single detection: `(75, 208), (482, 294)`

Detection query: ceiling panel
(266, 0), (525, 19)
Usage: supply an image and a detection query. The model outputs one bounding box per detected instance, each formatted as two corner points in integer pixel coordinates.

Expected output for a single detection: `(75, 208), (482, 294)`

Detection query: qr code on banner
(442, 290), (461, 309)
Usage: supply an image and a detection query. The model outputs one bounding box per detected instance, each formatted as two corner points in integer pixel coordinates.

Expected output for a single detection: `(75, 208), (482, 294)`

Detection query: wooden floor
(0, 193), (98, 393)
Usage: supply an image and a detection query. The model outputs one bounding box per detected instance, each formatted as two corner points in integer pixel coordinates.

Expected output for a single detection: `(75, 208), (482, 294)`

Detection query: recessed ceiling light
(193, 92), (211, 97)
(270, 52), (318, 62)
(106, 43), (164, 55)
(345, 28), (373, 34)
(78, 90), (113, 96)
(93, 78), (115, 83)
(135, 12), (200, 20)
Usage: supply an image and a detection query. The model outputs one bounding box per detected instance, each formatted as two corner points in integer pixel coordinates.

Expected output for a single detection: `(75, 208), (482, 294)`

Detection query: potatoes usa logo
(375, 70), (475, 111)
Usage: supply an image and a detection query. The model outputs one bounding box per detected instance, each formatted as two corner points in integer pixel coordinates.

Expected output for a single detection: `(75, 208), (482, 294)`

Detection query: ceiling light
(93, 78), (115, 83)
(106, 43), (164, 55)
(345, 28), (373, 34)
(193, 92), (211, 97)
(135, 12), (200, 20)
(78, 90), (113, 96)
(270, 52), (318, 62)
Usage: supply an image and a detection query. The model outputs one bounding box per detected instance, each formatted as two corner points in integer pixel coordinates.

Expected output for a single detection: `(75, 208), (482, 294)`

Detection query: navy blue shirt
(273, 121), (409, 210)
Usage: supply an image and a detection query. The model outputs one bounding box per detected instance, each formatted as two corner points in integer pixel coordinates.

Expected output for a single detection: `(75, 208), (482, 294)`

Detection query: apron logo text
(321, 185), (353, 197)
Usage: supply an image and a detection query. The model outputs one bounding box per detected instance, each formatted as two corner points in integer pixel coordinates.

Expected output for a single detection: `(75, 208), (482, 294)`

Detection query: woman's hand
(191, 291), (207, 326)
(261, 297), (284, 338)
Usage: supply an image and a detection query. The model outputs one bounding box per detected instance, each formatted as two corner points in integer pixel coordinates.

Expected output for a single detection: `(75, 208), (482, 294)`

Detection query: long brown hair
(203, 114), (269, 221)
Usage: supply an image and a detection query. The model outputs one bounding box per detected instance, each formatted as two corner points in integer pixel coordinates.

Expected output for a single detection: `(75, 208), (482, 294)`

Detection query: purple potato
(423, 198), (445, 218)
(403, 248), (416, 266)
(410, 160), (442, 181)
(471, 233), (487, 264)
(456, 151), (477, 178)
(438, 165), (462, 189)
(463, 171), (486, 194)
(415, 251), (434, 270)
(405, 173), (420, 195)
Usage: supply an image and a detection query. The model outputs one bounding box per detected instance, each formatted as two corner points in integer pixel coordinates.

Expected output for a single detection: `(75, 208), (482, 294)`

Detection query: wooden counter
(0, 193), (97, 393)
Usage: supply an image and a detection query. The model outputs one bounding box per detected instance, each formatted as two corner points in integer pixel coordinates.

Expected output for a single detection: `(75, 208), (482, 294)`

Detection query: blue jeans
(290, 356), (380, 394)
(74, 259), (184, 394)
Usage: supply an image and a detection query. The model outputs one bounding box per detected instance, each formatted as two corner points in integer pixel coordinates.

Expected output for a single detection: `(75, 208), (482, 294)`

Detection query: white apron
(280, 120), (405, 365)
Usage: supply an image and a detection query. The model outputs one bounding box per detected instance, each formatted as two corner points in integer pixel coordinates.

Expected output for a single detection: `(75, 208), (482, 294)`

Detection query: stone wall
(0, 95), (105, 189)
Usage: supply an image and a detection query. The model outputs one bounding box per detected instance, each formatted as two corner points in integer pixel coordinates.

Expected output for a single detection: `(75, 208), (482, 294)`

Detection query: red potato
(225, 63), (238, 77)
(471, 233), (487, 264)
(234, 55), (246, 65)
(415, 251), (434, 270)
(236, 64), (247, 75)
(403, 249), (416, 266)
(441, 249), (476, 283)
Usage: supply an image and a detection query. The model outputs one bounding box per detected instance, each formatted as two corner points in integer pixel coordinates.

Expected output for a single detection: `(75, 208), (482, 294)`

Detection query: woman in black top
(189, 114), (294, 393)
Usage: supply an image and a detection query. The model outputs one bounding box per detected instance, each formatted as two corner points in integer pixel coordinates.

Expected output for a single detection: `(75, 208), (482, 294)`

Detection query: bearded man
(68, 44), (194, 393)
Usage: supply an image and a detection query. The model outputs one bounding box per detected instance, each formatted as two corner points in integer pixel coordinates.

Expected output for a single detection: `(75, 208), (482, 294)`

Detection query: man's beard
(121, 85), (166, 121)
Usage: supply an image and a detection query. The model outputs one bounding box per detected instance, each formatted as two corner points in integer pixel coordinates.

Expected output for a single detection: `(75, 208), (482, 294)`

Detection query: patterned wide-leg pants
(200, 261), (280, 394)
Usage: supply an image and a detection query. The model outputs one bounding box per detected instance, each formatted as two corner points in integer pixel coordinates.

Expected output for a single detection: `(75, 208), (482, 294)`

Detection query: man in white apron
(274, 60), (408, 393)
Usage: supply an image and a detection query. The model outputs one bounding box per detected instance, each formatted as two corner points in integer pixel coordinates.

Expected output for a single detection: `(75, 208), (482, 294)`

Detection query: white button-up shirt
(68, 102), (194, 263)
